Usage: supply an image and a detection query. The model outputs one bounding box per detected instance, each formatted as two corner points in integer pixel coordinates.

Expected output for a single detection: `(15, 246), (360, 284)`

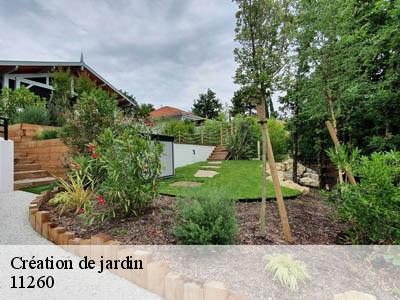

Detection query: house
(150, 106), (204, 124)
(0, 55), (134, 108)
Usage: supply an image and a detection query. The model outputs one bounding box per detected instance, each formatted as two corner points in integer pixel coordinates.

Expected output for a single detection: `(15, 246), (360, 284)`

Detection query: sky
(0, 0), (241, 111)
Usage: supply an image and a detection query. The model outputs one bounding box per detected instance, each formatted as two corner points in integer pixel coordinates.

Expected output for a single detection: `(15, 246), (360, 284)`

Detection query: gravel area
(0, 190), (49, 245)
(0, 191), (162, 300)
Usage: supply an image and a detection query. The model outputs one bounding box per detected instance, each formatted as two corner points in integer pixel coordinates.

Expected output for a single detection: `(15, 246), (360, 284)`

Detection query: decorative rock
(299, 176), (319, 188)
(333, 291), (377, 300)
(297, 163), (306, 175)
(194, 170), (218, 178)
(303, 172), (319, 181)
(305, 167), (318, 175)
(203, 281), (229, 300)
(184, 282), (203, 300)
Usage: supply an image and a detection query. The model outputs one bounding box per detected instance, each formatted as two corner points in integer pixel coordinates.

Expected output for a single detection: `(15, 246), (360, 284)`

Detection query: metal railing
(0, 117), (9, 140)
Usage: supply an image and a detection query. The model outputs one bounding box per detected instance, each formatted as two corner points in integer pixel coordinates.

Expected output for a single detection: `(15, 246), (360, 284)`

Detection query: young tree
(49, 68), (73, 126)
(233, 0), (292, 241)
(192, 89), (222, 119)
(230, 86), (257, 116)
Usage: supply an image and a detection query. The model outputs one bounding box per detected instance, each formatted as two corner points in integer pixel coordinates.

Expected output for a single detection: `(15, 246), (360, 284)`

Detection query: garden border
(28, 189), (250, 300)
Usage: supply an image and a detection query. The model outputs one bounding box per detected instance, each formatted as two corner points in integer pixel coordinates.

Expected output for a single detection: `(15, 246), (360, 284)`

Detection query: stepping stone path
(200, 165), (221, 169)
(208, 161), (222, 165)
(170, 181), (203, 187)
(194, 170), (218, 178)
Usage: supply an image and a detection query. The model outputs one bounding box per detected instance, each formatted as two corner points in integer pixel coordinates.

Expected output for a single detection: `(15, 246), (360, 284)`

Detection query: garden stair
(207, 145), (229, 161)
(14, 152), (56, 190)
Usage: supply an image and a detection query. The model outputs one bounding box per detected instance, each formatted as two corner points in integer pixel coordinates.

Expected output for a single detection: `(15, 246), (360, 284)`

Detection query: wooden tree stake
(325, 121), (357, 185)
(265, 123), (293, 243)
(256, 103), (293, 243)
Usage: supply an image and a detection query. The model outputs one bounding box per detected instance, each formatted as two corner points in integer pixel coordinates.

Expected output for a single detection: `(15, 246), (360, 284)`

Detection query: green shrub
(61, 88), (118, 153)
(0, 87), (46, 123)
(15, 106), (50, 125)
(161, 119), (196, 136)
(172, 190), (238, 245)
(37, 129), (60, 140)
(77, 126), (163, 224)
(328, 151), (400, 244)
(226, 118), (255, 160)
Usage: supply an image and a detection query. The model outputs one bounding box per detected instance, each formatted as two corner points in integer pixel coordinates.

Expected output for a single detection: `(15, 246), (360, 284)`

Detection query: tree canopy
(192, 89), (222, 119)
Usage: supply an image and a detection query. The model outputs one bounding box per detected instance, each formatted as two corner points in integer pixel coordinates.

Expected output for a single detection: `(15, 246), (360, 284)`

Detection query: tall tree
(230, 86), (257, 116)
(233, 0), (292, 240)
(192, 89), (222, 119)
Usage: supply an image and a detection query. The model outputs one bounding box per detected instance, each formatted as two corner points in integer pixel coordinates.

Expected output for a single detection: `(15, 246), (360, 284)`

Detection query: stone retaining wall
(28, 190), (250, 300)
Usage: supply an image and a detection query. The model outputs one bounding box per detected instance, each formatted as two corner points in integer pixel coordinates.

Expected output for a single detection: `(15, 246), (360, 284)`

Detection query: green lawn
(159, 160), (301, 200)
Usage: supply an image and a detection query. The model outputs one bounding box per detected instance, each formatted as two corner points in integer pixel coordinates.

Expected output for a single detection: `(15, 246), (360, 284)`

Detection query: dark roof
(0, 60), (134, 108)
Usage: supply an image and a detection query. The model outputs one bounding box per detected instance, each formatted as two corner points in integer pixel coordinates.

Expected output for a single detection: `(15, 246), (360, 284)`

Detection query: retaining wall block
(130, 249), (153, 289)
(103, 241), (120, 272)
(203, 281), (229, 300)
(91, 233), (111, 263)
(35, 211), (50, 234)
(49, 226), (65, 244)
(42, 222), (56, 240)
(29, 208), (39, 228)
(184, 282), (204, 300)
(165, 272), (186, 300)
(146, 260), (171, 296)
(67, 238), (82, 255)
(116, 247), (137, 279)
(59, 231), (75, 246)
(78, 239), (91, 258)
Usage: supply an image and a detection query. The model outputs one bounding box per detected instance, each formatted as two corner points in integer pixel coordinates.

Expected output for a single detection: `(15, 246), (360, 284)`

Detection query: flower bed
(28, 189), (250, 300)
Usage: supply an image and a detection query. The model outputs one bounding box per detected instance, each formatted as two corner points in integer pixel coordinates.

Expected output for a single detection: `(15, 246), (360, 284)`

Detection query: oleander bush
(72, 126), (162, 224)
(172, 189), (238, 245)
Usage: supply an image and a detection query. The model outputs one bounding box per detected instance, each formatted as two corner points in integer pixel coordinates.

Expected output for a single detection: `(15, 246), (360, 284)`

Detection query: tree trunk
(257, 100), (268, 237)
(292, 128), (298, 183)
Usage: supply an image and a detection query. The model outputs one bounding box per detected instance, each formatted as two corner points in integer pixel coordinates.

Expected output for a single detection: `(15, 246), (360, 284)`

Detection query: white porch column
(0, 138), (14, 192)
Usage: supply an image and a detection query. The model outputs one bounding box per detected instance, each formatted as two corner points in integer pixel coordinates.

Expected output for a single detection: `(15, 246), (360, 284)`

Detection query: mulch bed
(41, 189), (347, 245)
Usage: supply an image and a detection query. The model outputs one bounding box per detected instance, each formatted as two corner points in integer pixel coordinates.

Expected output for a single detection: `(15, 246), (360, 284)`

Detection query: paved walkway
(0, 190), (48, 244)
(0, 190), (162, 299)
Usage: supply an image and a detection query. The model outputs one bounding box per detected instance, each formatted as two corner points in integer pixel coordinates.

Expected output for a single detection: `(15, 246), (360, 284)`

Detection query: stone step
(14, 170), (50, 181)
(14, 164), (42, 172)
(14, 157), (35, 164)
(14, 177), (56, 190)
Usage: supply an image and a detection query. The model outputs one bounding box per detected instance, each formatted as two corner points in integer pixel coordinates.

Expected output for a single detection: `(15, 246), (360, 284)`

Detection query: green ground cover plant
(159, 160), (301, 200)
(172, 189), (238, 244)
